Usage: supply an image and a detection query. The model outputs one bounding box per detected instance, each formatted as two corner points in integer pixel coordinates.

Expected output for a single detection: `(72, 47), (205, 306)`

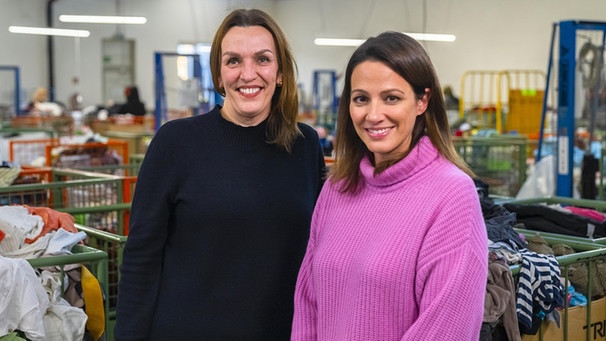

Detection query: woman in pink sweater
(292, 31), (488, 340)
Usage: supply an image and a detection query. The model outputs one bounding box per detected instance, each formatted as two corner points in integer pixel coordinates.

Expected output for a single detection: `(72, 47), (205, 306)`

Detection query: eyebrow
(351, 88), (405, 95)
(222, 49), (275, 58)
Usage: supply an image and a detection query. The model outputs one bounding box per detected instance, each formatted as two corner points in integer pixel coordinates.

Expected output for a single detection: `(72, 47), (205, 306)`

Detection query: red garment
(565, 206), (606, 223)
(23, 205), (77, 244)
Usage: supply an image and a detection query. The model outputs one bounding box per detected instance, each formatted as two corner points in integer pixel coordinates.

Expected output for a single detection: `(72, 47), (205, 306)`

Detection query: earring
(277, 81), (282, 87)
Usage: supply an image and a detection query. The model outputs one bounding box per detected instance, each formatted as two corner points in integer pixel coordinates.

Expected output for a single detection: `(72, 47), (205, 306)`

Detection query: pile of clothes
(0, 205), (104, 341)
(476, 180), (606, 341)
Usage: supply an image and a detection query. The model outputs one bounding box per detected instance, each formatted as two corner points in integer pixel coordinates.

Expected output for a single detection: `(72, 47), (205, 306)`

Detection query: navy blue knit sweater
(115, 106), (326, 340)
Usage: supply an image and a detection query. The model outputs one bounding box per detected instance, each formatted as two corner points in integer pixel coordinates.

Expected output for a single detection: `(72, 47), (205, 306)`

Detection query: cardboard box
(521, 296), (606, 341)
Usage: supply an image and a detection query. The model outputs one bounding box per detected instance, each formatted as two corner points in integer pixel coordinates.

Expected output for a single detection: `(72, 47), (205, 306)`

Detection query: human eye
(226, 57), (239, 65)
(222, 53), (240, 66)
(385, 94), (401, 103)
(257, 55), (271, 64)
(351, 95), (368, 105)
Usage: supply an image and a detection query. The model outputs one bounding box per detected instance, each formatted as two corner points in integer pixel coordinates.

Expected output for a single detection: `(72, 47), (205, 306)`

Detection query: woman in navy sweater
(114, 9), (326, 340)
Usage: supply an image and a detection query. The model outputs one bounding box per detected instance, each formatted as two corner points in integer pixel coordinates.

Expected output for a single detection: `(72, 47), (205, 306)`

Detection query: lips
(238, 87), (261, 95)
(366, 127), (393, 137)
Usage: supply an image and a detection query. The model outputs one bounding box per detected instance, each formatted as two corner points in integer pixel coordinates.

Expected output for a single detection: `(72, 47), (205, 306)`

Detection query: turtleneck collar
(360, 136), (439, 188)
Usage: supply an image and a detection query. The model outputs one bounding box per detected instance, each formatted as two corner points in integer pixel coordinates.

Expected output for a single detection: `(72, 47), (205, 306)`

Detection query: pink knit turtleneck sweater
(292, 136), (488, 341)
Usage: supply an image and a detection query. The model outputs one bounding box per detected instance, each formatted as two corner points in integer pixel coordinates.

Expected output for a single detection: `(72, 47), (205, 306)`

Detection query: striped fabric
(516, 248), (564, 330)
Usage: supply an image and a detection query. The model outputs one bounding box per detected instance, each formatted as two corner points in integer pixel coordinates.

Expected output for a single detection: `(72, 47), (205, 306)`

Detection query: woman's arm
(402, 180), (488, 341)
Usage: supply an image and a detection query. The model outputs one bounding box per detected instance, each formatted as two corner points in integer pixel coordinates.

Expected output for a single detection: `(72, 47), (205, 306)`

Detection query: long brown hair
(210, 8), (301, 152)
(331, 31), (474, 193)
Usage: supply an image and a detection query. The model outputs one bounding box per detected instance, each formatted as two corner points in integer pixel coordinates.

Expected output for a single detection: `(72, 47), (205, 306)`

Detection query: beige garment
(553, 243), (606, 298)
(484, 260), (521, 341)
(525, 234), (554, 255)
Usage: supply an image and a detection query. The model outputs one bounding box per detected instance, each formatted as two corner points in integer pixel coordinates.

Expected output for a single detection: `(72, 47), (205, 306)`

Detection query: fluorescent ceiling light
(59, 15), (147, 24)
(8, 25), (90, 37)
(406, 33), (456, 42)
(314, 38), (366, 47)
(315, 32), (456, 46)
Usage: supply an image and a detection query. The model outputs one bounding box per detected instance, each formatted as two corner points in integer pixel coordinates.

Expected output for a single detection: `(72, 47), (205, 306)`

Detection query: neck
(220, 104), (269, 127)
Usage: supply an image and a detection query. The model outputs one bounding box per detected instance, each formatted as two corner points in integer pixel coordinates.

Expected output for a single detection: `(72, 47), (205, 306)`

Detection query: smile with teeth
(239, 87), (261, 94)
(367, 127), (392, 135)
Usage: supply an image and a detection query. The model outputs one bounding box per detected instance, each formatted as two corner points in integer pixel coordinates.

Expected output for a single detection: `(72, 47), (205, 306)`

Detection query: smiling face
(218, 25), (282, 127)
(349, 61), (428, 164)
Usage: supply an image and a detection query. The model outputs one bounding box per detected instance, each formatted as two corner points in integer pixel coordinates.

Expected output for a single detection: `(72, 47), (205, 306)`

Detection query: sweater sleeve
(114, 123), (179, 340)
(291, 183), (328, 340)
(298, 122), (328, 198)
(401, 178), (488, 341)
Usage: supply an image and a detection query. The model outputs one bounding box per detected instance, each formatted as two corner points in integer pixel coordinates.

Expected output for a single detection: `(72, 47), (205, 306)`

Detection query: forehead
(351, 61), (409, 87)
(222, 25), (276, 54)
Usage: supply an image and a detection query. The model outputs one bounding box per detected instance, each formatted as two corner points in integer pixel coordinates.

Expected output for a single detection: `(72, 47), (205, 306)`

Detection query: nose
(240, 59), (257, 82)
(366, 101), (384, 122)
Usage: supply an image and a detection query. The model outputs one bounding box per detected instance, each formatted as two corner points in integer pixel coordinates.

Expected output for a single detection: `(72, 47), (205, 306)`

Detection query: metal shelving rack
(312, 69), (339, 130)
(545, 20), (606, 197)
(153, 52), (203, 131)
(0, 65), (21, 118)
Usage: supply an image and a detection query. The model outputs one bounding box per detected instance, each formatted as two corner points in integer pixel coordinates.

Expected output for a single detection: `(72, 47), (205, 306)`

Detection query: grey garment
(544, 309), (561, 328)
(477, 187), (526, 249)
(484, 260), (521, 341)
(484, 203), (526, 249)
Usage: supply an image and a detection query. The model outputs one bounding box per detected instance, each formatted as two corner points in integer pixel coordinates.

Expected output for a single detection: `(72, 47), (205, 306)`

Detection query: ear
(416, 88), (430, 116)
(277, 73), (283, 86)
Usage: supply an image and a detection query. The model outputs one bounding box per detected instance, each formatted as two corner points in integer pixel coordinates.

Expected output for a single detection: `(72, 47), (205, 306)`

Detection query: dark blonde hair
(210, 8), (300, 152)
(331, 31), (474, 193)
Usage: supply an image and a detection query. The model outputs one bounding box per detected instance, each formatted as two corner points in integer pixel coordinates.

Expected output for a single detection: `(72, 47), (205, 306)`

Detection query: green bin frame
(26, 244), (109, 339)
(508, 196), (606, 244)
(511, 232), (606, 341)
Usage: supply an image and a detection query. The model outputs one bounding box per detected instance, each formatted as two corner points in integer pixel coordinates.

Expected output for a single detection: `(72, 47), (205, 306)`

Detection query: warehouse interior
(1, 0), (604, 114)
(3, 1), (606, 340)
(0, 0), (603, 196)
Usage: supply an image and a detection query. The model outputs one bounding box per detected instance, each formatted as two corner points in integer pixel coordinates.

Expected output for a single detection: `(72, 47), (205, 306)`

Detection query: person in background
(25, 87), (48, 112)
(118, 85), (146, 116)
(291, 31), (488, 340)
(443, 85), (460, 111)
(24, 86), (63, 116)
(69, 76), (84, 111)
(114, 8), (326, 341)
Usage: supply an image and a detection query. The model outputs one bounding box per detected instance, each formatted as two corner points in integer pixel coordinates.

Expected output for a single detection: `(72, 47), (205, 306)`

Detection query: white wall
(280, 0), (606, 105)
(1, 0), (606, 112)
(0, 0), (277, 111)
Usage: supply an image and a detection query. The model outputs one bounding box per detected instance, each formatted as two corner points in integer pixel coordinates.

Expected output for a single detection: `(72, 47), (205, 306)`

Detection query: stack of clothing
(0, 205), (99, 341)
(477, 181), (565, 340)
